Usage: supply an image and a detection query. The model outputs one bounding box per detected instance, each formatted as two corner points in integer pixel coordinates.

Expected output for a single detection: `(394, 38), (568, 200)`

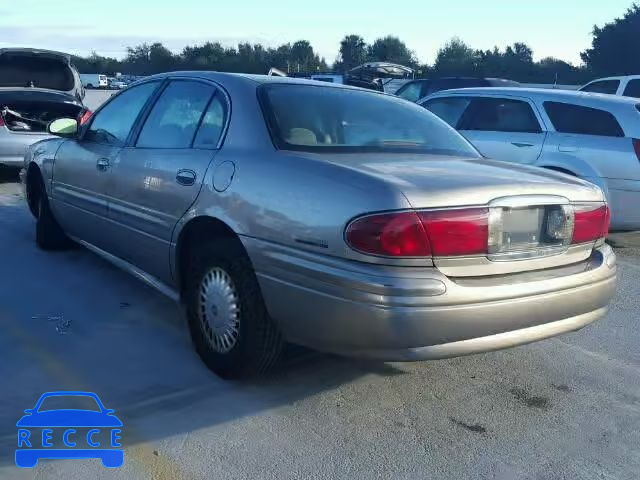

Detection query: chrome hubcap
(198, 267), (240, 353)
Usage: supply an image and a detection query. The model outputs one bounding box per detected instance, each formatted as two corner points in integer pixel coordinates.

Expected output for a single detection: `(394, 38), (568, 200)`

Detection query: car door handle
(176, 169), (196, 186)
(511, 142), (534, 148)
(96, 158), (111, 171)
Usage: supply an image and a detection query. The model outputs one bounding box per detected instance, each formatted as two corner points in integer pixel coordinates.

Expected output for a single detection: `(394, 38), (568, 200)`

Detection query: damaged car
(0, 48), (88, 168)
(23, 73), (616, 379)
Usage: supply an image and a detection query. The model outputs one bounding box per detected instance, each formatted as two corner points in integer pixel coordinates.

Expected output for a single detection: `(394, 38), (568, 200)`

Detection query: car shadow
(0, 189), (404, 466)
(0, 166), (20, 184)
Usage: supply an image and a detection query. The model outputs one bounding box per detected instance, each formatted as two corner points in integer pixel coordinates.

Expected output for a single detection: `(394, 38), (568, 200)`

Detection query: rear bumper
(246, 238), (617, 360)
(0, 130), (51, 167)
(0, 154), (26, 167)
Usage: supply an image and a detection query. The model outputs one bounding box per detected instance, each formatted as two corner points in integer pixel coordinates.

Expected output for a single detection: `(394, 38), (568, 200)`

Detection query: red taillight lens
(572, 204), (610, 244)
(633, 138), (640, 162)
(346, 211), (431, 257)
(79, 109), (93, 126)
(419, 208), (489, 256)
(0, 115), (4, 127)
(345, 207), (489, 258)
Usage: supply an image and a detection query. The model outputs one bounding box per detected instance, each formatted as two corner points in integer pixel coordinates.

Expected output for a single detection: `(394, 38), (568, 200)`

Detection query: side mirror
(47, 118), (78, 138)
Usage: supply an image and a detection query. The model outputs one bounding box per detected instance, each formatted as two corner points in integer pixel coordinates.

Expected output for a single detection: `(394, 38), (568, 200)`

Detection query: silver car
(579, 75), (640, 98)
(22, 73), (616, 378)
(0, 48), (85, 168)
(419, 87), (640, 231)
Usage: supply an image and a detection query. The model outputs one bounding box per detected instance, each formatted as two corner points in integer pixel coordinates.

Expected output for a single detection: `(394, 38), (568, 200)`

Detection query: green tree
(148, 42), (176, 74)
(367, 36), (416, 66)
(290, 40), (317, 72)
(181, 42), (226, 70)
(581, 3), (640, 75)
(433, 37), (478, 76)
(501, 42), (535, 81)
(536, 57), (589, 85)
(336, 34), (367, 71)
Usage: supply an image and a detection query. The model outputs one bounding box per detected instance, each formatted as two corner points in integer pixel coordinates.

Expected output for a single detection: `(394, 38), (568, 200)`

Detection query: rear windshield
(0, 53), (74, 91)
(259, 84), (480, 157)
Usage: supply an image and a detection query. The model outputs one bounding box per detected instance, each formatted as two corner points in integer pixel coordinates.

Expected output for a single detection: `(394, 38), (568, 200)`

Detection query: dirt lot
(1, 177), (639, 480)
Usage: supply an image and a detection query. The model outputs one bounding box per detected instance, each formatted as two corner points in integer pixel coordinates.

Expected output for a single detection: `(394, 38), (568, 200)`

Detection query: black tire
(185, 238), (283, 379)
(35, 184), (72, 250)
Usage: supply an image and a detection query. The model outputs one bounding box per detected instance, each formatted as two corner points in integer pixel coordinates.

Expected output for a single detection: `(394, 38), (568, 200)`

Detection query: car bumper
(0, 154), (26, 168)
(246, 238), (617, 360)
(0, 131), (51, 167)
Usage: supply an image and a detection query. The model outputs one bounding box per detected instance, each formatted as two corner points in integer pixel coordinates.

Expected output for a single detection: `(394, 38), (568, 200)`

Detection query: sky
(0, 0), (633, 65)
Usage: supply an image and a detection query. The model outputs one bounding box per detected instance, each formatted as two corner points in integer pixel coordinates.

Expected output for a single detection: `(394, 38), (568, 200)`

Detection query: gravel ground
(0, 178), (639, 480)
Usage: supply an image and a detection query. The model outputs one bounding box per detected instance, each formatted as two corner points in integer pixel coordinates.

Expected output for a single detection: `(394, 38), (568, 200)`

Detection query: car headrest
(286, 128), (317, 145)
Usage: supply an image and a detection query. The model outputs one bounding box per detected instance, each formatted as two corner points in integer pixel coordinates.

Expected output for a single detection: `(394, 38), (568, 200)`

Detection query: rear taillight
(572, 204), (610, 244)
(633, 138), (640, 162)
(418, 208), (489, 256)
(345, 208), (488, 257)
(346, 211), (431, 257)
(0, 115), (4, 127)
(347, 203), (609, 259)
(79, 109), (93, 126)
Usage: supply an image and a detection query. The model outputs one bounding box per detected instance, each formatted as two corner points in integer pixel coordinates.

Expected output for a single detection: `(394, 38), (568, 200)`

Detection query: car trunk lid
(0, 48), (75, 92)
(326, 153), (607, 276)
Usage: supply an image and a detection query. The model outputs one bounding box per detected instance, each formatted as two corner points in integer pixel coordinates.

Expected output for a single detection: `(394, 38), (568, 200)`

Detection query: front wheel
(35, 187), (72, 250)
(185, 239), (283, 379)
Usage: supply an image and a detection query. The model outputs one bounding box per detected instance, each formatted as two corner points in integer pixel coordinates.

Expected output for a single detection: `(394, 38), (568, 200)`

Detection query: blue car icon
(16, 391), (123, 468)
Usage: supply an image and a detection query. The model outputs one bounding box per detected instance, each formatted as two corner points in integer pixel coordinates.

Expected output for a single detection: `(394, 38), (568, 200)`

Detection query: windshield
(260, 84), (480, 157)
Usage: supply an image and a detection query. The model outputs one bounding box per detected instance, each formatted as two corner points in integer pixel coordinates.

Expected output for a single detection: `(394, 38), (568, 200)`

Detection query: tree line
(72, 3), (639, 85)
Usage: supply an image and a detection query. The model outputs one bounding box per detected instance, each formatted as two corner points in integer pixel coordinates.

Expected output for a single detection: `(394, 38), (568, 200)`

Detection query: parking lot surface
(83, 89), (116, 111)
(1, 177), (639, 480)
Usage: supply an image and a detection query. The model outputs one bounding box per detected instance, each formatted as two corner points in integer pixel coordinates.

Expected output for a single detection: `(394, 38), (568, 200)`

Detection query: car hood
(16, 410), (123, 427)
(313, 153), (604, 208)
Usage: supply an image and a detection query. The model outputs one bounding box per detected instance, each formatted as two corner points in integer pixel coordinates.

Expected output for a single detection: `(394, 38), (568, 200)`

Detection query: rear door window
(622, 80), (640, 98)
(543, 102), (624, 137)
(580, 80), (620, 95)
(192, 95), (227, 148)
(421, 97), (471, 127)
(458, 97), (542, 133)
(137, 80), (214, 149)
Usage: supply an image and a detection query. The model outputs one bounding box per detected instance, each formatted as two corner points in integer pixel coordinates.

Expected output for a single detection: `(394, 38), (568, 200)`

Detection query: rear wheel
(184, 239), (283, 379)
(34, 183), (72, 250)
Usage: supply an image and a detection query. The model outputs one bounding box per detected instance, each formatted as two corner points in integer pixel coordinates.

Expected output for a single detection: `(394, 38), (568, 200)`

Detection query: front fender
(25, 138), (66, 196)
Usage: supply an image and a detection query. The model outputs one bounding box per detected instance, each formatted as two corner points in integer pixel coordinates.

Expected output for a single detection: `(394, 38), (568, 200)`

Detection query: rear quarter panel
(180, 148), (411, 262)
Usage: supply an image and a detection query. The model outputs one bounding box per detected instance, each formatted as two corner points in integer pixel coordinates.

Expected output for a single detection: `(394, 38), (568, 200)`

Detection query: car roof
(143, 70), (387, 92)
(425, 86), (640, 107)
(585, 75), (640, 82)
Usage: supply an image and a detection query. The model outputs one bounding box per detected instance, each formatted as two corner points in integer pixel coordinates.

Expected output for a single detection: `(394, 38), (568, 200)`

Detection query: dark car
(395, 77), (520, 102)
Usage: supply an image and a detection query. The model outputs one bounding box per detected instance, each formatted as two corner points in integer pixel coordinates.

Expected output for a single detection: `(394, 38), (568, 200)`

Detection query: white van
(80, 73), (108, 89)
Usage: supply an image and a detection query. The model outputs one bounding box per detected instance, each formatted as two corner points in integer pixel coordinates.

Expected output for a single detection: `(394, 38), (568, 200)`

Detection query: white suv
(420, 87), (640, 231)
(579, 76), (640, 98)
